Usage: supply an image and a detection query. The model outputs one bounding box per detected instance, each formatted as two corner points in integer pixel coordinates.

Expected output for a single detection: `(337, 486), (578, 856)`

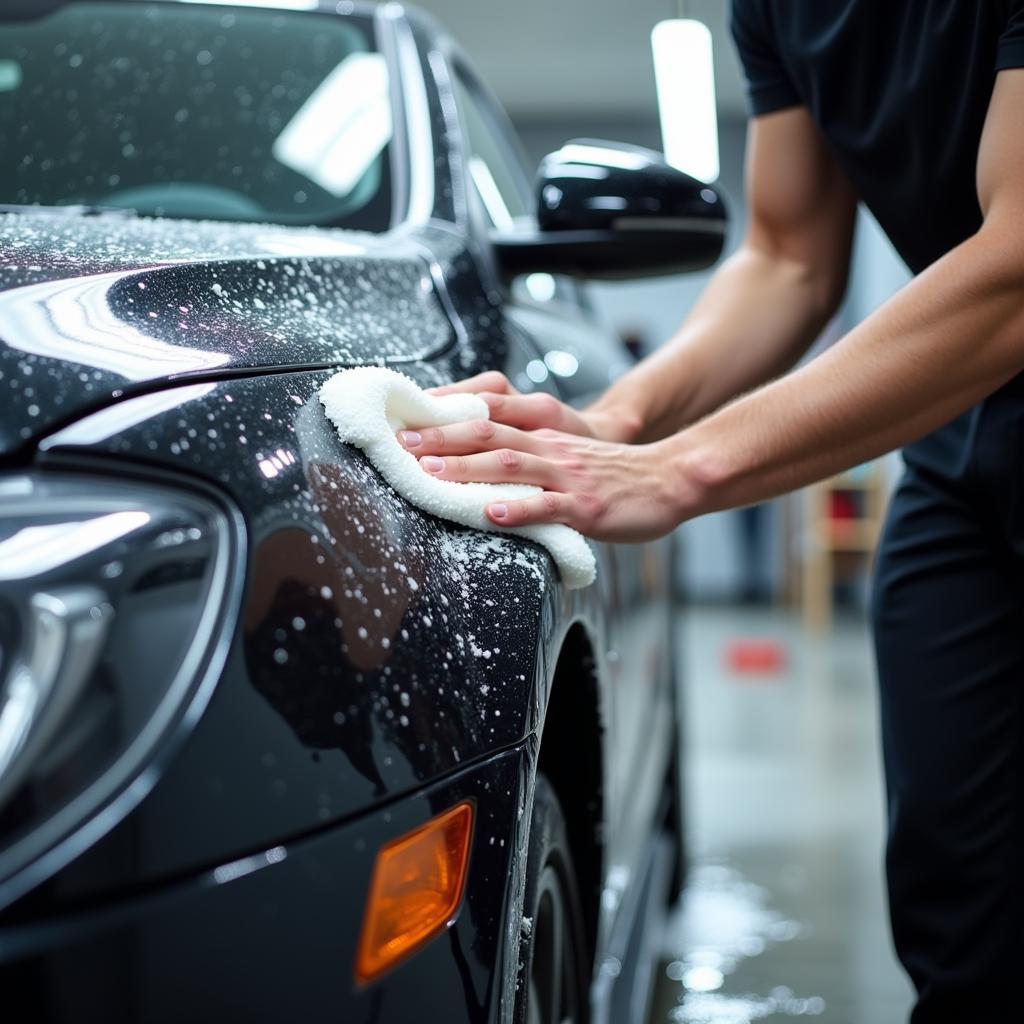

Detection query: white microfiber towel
(319, 367), (597, 589)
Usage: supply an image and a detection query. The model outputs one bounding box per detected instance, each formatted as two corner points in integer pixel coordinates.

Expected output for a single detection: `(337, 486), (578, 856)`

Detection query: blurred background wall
(410, 0), (912, 603)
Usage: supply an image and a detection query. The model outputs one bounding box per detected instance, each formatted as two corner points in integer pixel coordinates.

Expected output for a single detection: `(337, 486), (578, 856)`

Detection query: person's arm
(402, 70), (1024, 543)
(589, 105), (857, 442)
(427, 105), (857, 445)
(669, 68), (1024, 517)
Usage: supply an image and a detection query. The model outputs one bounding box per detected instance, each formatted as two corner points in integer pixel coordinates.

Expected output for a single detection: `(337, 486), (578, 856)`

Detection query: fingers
(428, 371), (516, 397)
(427, 382), (582, 434)
(486, 491), (576, 528)
(398, 419), (544, 457)
(418, 450), (558, 487)
(487, 490), (607, 531)
(478, 390), (578, 432)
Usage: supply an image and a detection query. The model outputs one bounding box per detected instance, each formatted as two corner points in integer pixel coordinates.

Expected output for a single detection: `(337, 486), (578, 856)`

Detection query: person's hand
(430, 371), (642, 445)
(396, 419), (685, 542)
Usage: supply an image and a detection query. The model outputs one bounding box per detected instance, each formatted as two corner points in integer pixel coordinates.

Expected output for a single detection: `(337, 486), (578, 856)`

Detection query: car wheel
(516, 774), (590, 1024)
(665, 722), (687, 900)
(665, 607), (687, 901)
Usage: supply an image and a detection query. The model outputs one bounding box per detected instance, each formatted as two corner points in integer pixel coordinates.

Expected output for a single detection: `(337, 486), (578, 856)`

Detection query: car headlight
(0, 472), (242, 909)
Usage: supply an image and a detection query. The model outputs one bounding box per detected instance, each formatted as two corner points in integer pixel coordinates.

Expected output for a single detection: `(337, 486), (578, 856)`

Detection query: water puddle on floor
(662, 863), (825, 1023)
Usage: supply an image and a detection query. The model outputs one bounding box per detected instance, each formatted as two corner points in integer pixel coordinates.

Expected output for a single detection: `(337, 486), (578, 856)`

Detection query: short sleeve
(996, 2), (1024, 70)
(730, 0), (799, 115)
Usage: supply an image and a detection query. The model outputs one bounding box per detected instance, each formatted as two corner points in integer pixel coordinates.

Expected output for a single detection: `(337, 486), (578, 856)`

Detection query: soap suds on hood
(318, 367), (596, 589)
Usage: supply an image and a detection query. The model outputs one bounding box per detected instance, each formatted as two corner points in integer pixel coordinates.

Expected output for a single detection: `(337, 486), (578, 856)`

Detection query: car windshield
(0, 1), (394, 230)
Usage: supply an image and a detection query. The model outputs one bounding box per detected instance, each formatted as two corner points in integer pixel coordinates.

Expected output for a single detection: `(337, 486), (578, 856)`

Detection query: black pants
(873, 378), (1024, 1023)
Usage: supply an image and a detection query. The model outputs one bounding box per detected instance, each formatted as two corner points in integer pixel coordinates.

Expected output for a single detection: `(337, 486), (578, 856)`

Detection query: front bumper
(0, 745), (528, 1024)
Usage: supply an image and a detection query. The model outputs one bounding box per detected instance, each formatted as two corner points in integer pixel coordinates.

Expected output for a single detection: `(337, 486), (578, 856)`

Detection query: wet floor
(648, 606), (915, 1024)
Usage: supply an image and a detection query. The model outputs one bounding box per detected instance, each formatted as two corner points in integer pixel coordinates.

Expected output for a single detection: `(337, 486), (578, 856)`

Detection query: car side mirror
(492, 139), (727, 281)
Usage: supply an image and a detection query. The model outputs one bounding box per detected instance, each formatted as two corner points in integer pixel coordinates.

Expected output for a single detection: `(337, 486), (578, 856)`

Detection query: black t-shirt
(731, 1), (1024, 275)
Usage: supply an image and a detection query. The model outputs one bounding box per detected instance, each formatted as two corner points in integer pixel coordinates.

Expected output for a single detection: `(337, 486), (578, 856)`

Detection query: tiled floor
(648, 606), (915, 1024)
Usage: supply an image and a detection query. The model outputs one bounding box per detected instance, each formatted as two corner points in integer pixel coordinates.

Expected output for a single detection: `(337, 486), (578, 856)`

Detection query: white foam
(319, 367), (596, 589)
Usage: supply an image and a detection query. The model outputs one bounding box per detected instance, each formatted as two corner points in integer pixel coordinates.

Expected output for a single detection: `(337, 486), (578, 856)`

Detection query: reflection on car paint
(210, 843), (287, 886)
(0, 212), (456, 452)
(39, 366), (559, 860)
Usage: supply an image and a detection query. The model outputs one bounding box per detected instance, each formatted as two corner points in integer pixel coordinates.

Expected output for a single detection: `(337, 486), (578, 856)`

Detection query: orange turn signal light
(356, 801), (474, 982)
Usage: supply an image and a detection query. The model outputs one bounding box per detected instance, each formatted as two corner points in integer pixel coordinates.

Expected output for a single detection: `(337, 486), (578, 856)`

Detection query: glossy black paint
(494, 140), (726, 281)
(24, 365), (556, 890)
(537, 140), (726, 233)
(0, 2), (715, 1020)
(0, 215), (455, 456)
(2, 746), (531, 1024)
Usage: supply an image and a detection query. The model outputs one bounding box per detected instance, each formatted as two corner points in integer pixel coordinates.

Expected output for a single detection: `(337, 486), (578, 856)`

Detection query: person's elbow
(808, 259), (850, 327)
(741, 236), (851, 330)
(973, 206), (1024, 297)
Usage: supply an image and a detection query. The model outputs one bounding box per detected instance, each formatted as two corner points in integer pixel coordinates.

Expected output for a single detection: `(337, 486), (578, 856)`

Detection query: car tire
(665, 722), (688, 901)
(515, 774), (591, 1024)
(665, 582), (687, 901)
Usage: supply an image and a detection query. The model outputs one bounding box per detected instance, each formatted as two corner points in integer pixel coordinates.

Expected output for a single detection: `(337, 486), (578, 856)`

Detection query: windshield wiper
(0, 203), (137, 217)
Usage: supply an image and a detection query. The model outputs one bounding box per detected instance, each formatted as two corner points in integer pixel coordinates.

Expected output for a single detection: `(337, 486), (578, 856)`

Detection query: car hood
(0, 212), (455, 456)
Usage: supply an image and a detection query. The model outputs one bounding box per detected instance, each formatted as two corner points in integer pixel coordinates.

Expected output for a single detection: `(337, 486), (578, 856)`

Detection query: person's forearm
(588, 241), (842, 444)
(668, 221), (1024, 517)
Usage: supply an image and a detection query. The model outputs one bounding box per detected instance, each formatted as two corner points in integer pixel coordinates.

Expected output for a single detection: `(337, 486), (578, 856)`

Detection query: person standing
(400, 4), (1024, 1018)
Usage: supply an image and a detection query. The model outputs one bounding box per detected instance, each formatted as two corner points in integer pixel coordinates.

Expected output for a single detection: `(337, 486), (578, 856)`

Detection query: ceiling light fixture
(651, 4), (720, 183)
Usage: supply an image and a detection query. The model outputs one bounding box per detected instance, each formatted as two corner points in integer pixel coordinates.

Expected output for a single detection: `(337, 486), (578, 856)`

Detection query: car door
(447, 58), (678, 903)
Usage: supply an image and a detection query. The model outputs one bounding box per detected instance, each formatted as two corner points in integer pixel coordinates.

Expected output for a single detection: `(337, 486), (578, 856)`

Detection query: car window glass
(451, 67), (587, 311)
(451, 70), (530, 230)
(0, 2), (393, 230)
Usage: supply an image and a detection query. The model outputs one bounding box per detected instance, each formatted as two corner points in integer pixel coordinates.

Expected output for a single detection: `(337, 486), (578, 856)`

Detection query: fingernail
(489, 503), (508, 519)
(421, 456), (444, 473)
(399, 430), (422, 448)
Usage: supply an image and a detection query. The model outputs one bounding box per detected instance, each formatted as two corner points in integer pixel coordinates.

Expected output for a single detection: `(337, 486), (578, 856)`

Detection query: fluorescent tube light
(651, 19), (720, 183)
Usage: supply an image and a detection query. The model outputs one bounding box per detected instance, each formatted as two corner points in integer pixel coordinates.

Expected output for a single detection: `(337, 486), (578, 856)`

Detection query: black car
(0, 2), (726, 1021)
